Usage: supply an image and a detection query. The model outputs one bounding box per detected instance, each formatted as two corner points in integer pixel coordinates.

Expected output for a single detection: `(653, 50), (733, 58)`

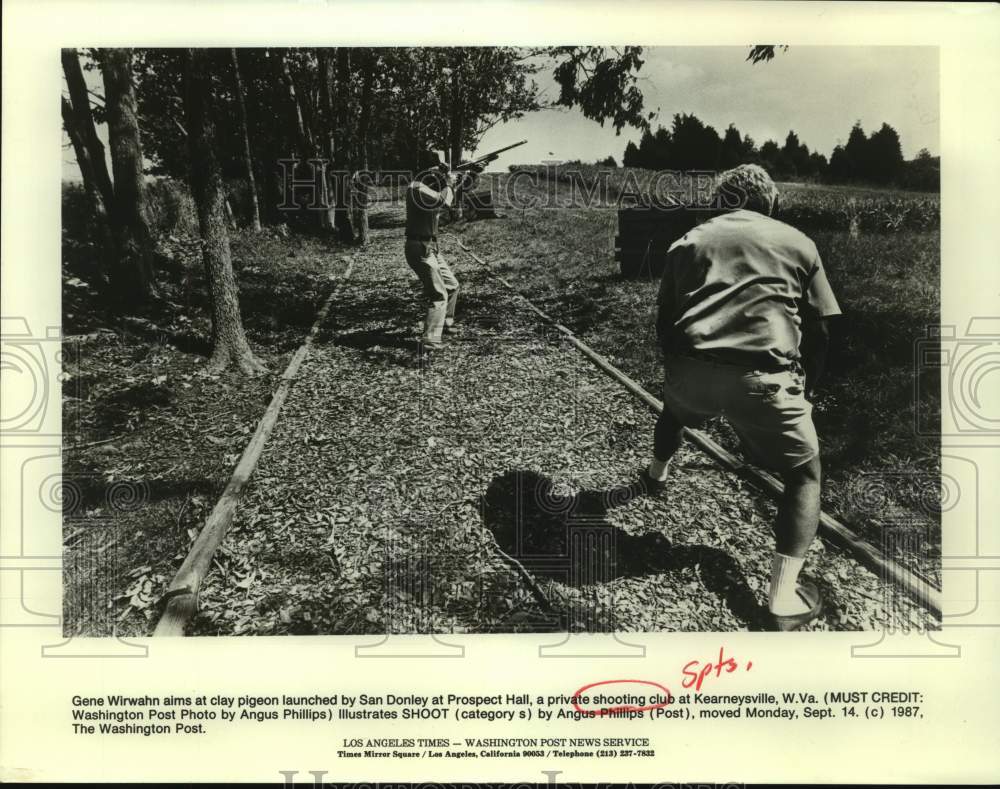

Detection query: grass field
(456, 171), (941, 583)
(506, 164), (940, 233)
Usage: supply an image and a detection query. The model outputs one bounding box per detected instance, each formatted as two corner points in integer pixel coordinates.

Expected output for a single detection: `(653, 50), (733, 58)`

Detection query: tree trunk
(317, 50), (338, 232)
(449, 66), (464, 169)
(352, 49), (374, 246)
(276, 51), (328, 231)
(332, 48), (355, 242)
(230, 49), (262, 231)
(278, 53), (311, 153)
(448, 62), (465, 220)
(224, 197), (238, 230)
(62, 96), (115, 287)
(100, 48), (157, 303)
(263, 132), (283, 226)
(61, 48), (115, 211)
(183, 48), (265, 376)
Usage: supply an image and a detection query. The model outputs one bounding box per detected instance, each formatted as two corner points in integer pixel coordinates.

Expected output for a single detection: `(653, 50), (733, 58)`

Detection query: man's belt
(665, 344), (800, 374)
(406, 234), (437, 242)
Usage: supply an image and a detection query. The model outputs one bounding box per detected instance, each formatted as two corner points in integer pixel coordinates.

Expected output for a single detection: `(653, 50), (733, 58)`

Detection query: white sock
(648, 459), (670, 482)
(768, 553), (809, 615)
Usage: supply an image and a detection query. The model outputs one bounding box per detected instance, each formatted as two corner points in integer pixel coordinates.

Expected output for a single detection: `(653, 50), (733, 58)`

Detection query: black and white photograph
(57, 44), (944, 637)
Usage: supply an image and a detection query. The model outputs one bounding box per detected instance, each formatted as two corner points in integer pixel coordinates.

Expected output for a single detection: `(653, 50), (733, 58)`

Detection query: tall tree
(437, 48), (541, 160)
(352, 48), (376, 245)
(867, 122), (905, 184)
(183, 48), (265, 375)
(126, 47), (659, 224)
(231, 49), (262, 231)
(445, 56), (467, 220)
(99, 48), (158, 302)
(622, 139), (641, 167)
(666, 113), (721, 170)
(61, 49), (114, 210)
(901, 148), (939, 191)
(63, 48), (158, 303)
(652, 126), (673, 169)
(447, 55), (464, 168)
(808, 151), (829, 179)
(551, 47), (649, 133)
(782, 130), (812, 177)
(721, 123), (744, 169)
(331, 48), (355, 242)
(759, 139), (780, 174)
(829, 144), (851, 182)
(274, 49), (330, 232)
(315, 49), (338, 231)
(61, 95), (115, 284)
(636, 128), (656, 168)
(844, 121), (870, 180)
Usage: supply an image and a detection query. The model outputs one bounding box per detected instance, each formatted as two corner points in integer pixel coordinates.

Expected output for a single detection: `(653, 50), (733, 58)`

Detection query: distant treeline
(620, 114), (939, 192)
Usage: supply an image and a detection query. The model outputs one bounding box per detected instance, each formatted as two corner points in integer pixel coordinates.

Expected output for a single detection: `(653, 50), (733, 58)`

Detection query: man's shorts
(661, 353), (819, 471)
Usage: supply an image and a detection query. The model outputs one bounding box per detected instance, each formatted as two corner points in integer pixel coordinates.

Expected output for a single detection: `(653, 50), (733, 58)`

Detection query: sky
(63, 46), (939, 180)
(477, 46), (939, 167)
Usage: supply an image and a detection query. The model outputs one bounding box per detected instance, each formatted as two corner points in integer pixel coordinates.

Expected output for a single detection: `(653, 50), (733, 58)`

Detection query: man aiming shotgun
(643, 164), (842, 631)
(404, 141), (526, 355)
(404, 150), (462, 355)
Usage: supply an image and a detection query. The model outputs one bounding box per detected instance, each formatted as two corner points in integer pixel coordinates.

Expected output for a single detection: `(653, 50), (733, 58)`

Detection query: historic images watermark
(275, 159), (727, 215)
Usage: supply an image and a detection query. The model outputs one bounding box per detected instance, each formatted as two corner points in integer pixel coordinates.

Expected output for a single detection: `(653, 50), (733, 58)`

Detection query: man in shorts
(645, 164), (842, 631)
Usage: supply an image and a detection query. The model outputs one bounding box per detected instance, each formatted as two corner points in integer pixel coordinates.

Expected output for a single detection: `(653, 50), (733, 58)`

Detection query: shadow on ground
(319, 290), (415, 336)
(480, 469), (772, 631)
(329, 326), (423, 367)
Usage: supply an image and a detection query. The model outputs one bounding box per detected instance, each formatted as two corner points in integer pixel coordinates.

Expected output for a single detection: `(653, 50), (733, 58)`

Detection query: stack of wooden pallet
(462, 188), (499, 220)
(614, 205), (711, 279)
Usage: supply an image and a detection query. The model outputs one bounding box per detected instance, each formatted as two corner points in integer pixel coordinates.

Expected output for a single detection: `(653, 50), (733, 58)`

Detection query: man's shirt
(656, 209), (842, 369)
(405, 181), (453, 239)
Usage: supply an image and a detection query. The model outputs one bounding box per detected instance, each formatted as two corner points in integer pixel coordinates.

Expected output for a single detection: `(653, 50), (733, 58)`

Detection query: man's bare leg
(769, 455), (822, 615)
(776, 455), (822, 556)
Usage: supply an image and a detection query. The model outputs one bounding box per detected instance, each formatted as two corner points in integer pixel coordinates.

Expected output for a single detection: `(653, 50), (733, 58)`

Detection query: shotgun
(446, 140), (528, 173)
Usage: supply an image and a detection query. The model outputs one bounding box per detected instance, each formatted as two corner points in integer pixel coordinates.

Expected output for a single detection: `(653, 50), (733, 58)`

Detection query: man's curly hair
(711, 164), (779, 216)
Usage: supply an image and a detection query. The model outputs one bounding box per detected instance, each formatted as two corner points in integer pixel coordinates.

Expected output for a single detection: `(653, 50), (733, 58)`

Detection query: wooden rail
(153, 290), (338, 636)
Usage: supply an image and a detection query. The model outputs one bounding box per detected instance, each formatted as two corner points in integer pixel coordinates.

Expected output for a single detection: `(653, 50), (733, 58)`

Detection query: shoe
(443, 322), (458, 334)
(768, 579), (823, 631)
(417, 340), (445, 359)
(639, 466), (668, 496)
